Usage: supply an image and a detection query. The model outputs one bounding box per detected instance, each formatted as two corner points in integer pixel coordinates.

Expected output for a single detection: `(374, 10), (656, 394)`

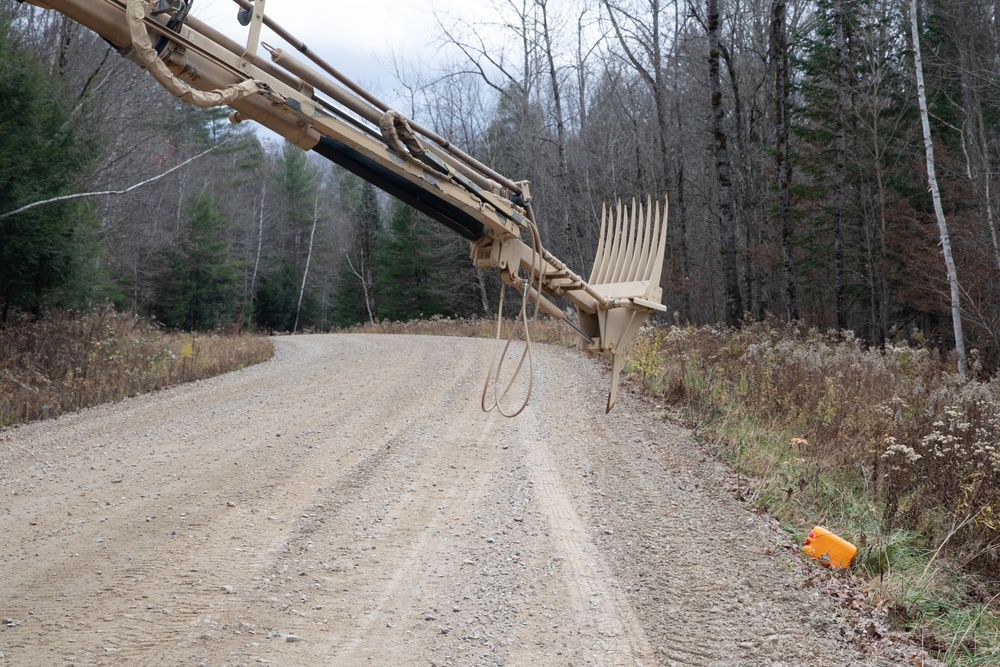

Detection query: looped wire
(481, 210), (546, 418)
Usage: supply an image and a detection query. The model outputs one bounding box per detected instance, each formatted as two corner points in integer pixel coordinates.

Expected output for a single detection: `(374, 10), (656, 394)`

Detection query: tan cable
(126, 0), (258, 107)
(481, 211), (547, 418)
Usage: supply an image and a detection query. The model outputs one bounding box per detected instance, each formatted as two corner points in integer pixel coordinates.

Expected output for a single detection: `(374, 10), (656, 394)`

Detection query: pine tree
(277, 141), (318, 271)
(0, 14), (100, 320)
(158, 189), (238, 329)
(375, 200), (448, 321)
(254, 258), (298, 332)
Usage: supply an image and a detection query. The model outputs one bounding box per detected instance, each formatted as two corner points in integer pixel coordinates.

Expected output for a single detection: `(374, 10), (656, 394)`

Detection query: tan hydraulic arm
(21, 0), (668, 411)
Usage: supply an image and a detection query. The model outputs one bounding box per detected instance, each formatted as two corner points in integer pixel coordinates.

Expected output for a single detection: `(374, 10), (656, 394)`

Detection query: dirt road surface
(1, 334), (926, 666)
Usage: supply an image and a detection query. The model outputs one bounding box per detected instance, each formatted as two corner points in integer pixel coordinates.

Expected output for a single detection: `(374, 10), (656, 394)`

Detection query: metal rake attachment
(576, 196), (668, 411)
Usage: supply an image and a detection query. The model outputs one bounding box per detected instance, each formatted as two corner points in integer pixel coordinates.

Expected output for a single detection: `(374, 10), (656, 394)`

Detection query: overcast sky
(192, 0), (472, 102)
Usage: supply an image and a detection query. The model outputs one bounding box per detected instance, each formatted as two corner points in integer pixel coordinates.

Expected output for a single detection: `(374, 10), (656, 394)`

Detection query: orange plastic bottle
(802, 526), (857, 569)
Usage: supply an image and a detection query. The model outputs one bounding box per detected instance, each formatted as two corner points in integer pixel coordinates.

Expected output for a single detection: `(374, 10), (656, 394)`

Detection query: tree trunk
(576, 9), (588, 133)
(709, 0), (742, 326)
(536, 0), (571, 240)
(248, 184), (266, 326)
(908, 0), (967, 377)
(833, 0), (847, 329)
(294, 194), (319, 334)
(975, 104), (1000, 274)
(602, 0), (684, 302)
(771, 0), (799, 321)
(674, 5), (691, 321)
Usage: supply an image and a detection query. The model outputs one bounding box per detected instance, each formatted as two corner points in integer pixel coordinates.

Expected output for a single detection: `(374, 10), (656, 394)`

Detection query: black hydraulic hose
(311, 136), (486, 242)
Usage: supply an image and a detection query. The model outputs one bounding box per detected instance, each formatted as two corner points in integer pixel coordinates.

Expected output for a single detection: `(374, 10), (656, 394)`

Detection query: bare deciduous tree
(908, 0), (967, 376)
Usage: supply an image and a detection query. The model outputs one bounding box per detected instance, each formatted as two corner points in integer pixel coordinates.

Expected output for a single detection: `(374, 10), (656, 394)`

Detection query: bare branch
(0, 139), (232, 221)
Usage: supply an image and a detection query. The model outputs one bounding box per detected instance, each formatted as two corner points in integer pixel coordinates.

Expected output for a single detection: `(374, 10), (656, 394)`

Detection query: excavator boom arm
(20, 0), (668, 411)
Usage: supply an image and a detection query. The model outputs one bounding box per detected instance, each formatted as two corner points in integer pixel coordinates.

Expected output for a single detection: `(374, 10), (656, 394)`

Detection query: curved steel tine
(597, 199), (622, 285)
(648, 195), (668, 286)
(589, 201), (609, 283)
(628, 195), (653, 282)
(593, 199), (613, 284)
(616, 196), (640, 283)
(609, 198), (632, 283)
(637, 195), (659, 281)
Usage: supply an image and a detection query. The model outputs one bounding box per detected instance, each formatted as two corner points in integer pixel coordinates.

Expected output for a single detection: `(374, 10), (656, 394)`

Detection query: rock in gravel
(284, 634), (301, 643)
(222, 585), (234, 594)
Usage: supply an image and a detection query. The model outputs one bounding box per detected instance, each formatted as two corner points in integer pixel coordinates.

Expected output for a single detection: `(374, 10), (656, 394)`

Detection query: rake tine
(628, 196), (653, 282)
(607, 198), (628, 284)
(648, 196), (668, 286)
(578, 194), (669, 411)
(595, 199), (620, 285)
(615, 197), (639, 283)
(592, 201), (606, 284)
(589, 201), (609, 284)
(600, 199), (622, 285)
(636, 196), (657, 282)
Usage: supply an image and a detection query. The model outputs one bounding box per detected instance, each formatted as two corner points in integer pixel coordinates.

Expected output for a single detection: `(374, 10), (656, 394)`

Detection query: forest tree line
(2, 0), (999, 371)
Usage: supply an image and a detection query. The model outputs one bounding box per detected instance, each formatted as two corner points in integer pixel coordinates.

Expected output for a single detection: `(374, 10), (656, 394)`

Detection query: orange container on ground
(802, 526), (857, 569)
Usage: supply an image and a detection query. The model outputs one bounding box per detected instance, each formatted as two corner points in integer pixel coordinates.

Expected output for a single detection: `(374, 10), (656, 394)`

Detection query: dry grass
(0, 309), (273, 426)
(623, 319), (1000, 664)
(625, 320), (1000, 572)
(347, 313), (578, 346)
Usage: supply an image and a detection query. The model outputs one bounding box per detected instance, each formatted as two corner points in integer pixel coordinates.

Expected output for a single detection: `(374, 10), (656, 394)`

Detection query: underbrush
(624, 320), (1000, 664)
(0, 309), (274, 426)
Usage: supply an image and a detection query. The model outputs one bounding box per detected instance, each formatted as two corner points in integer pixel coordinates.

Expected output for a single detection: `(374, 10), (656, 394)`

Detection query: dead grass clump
(0, 309), (273, 426)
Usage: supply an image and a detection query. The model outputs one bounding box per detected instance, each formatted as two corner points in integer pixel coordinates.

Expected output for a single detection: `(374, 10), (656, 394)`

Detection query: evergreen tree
(0, 14), (100, 320)
(158, 189), (238, 329)
(254, 258), (298, 332)
(375, 201), (448, 321)
(277, 141), (318, 271)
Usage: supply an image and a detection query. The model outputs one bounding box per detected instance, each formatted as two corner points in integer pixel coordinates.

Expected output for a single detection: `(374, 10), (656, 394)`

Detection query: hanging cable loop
(481, 207), (547, 418)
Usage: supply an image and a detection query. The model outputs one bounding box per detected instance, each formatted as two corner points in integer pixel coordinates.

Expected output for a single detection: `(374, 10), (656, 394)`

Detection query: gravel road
(0, 334), (933, 666)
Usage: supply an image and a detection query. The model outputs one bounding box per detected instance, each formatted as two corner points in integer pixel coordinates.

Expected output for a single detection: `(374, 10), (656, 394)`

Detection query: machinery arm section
(21, 0), (669, 411)
(312, 136), (485, 242)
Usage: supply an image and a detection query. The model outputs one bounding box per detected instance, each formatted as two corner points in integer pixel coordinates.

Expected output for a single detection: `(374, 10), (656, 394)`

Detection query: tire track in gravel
(518, 412), (657, 666)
